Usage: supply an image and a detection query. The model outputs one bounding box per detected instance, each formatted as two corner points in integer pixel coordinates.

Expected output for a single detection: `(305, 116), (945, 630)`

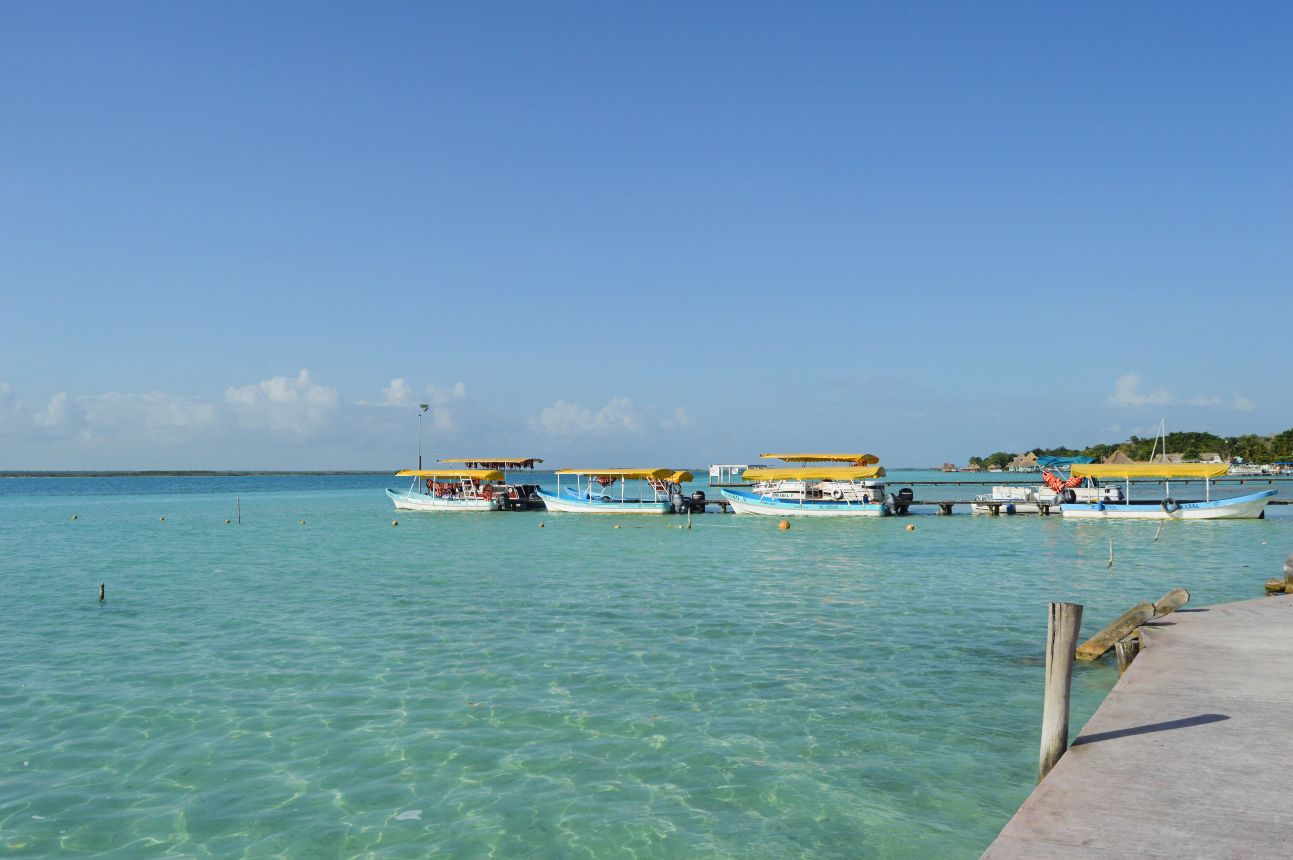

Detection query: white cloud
(225, 369), (339, 435)
(425, 382), (467, 433)
(661, 405), (694, 430)
(32, 392), (84, 436)
(80, 392), (222, 440)
(530, 396), (646, 437)
(1107, 373), (1171, 407)
(1107, 373), (1256, 413)
(0, 382), (22, 431)
(382, 378), (413, 407)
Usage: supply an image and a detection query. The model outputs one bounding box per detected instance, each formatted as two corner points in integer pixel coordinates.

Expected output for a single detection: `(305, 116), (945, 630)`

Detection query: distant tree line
(967, 428), (1293, 469)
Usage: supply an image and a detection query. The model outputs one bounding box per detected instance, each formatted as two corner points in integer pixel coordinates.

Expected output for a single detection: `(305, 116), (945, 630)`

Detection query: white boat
(970, 485), (1121, 514)
(1058, 463), (1276, 520)
(721, 452), (891, 516)
(536, 468), (681, 514)
(437, 457), (547, 510)
(971, 485), (1057, 514)
(386, 468), (505, 512)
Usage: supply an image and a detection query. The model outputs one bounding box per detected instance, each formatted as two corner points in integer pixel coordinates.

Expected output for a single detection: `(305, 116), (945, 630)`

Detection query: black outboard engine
(691, 490), (706, 514)
(896, 487), (914, 515)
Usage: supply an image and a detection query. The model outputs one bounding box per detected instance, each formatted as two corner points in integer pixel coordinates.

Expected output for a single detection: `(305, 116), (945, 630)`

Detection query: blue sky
(2, 2), (1290, 469)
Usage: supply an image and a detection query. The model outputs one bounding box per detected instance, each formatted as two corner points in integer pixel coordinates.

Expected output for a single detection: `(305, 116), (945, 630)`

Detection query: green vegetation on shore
(969, 428), (1293, 470)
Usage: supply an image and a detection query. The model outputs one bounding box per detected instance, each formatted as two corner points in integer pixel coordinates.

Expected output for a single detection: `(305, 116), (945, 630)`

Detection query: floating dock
(984, 593), (1293, 858)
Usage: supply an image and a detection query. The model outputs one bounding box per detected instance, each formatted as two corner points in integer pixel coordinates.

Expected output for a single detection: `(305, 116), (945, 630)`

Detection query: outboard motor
(691, 490), (706, 514)
(671, 491), (686, 514)
(884, 493), (898, 515)
(896, 487), (914, 514)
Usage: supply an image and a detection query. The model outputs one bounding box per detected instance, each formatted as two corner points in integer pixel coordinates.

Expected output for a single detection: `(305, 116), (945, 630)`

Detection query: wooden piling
(98, 583), (105, 602)
(1285, 553), (1293, 593)
(1152, 587), (1190, 618)
(1075, 601), (1155, 661)
(1114, 635), (1141, 675)
(1039, 602), (1084, 782)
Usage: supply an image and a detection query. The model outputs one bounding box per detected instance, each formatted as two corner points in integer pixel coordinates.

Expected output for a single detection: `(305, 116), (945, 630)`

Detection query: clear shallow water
(1, 475), (1288, 858)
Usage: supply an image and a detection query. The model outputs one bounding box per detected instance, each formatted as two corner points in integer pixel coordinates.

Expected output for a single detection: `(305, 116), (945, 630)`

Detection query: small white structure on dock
(709, 464), (753, 485)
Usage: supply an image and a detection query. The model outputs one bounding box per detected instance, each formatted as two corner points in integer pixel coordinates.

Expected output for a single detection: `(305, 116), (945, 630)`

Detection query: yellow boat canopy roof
(438, 457), (543, 468)
(745, 466), (886, 481)
(555, 468), (674, 479)
(760, 453), (880, 465)
(666, 470), (694, 483)
(1070, 463), (1229, 480)
(396, 469), (505, 480)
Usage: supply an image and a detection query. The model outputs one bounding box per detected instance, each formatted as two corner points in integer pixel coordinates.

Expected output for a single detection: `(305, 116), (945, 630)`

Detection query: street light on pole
(417, 403), (429, 469)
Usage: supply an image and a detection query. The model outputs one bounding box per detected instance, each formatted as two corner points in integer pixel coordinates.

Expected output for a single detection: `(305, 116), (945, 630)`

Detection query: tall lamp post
(417, 403), (429, 469)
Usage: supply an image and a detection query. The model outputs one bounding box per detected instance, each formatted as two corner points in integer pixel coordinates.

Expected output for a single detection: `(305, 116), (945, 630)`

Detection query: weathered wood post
(1285, 553), (1293, 594)
(1039, 602), (1084, 782)
(1152, 588), (1190, 618)
(1076, 602), (1155, 661)
(98, 583), (105, 602)
(1115, 635), (1141, 675)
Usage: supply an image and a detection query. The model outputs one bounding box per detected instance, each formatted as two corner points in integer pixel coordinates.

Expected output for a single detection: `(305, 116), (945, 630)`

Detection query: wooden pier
(691, 498), (1289, 515)
(984, 593), (1293, 858)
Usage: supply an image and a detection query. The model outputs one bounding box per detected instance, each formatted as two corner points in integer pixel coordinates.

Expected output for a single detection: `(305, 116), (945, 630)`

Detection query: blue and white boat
(720, 453), (890, 517)
(537, 468), (681, 514)
(1058, 462), (1276, 520)
(387, 468), (505, 512)
(437, 457), (547, 510)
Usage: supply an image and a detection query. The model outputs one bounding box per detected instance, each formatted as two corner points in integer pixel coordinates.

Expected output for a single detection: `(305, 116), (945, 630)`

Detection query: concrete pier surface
(985, 593), (1293, 859)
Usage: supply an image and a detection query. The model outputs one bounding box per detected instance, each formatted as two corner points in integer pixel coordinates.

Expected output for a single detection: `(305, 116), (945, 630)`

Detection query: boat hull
(1060, 489), (1276, 520)
(720, 489), (888, 517)
(386, 489), (501, 512)
(536, 490), (671, 514)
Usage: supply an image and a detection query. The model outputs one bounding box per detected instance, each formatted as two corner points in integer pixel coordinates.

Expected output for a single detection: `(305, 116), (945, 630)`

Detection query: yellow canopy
(760, 453), (881, 465)
(555, 468), (674, 479)
(666, 470), (694, 483)
(395, 469), (504, 480)
(1070, 463), (1228, 480)
(744, 466), (886, 481)
(438, 458), (543, 466)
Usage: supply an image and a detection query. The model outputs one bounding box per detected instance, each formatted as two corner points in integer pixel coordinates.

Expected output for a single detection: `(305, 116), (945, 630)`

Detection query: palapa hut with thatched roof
(1007, 452), (1039, 472)
(1102, 450), (1135, 465)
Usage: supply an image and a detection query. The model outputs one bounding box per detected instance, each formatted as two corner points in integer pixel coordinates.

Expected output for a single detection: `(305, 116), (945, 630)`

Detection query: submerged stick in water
(1107, 537), (1114, 570)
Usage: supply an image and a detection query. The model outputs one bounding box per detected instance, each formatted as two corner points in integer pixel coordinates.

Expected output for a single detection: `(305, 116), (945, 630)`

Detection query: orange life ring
(480, 484), (495, 500)
(426, 478), (434, 491)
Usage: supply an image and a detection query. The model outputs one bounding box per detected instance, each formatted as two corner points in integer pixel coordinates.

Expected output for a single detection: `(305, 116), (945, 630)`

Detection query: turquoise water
(2, 474), (1289, 857)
